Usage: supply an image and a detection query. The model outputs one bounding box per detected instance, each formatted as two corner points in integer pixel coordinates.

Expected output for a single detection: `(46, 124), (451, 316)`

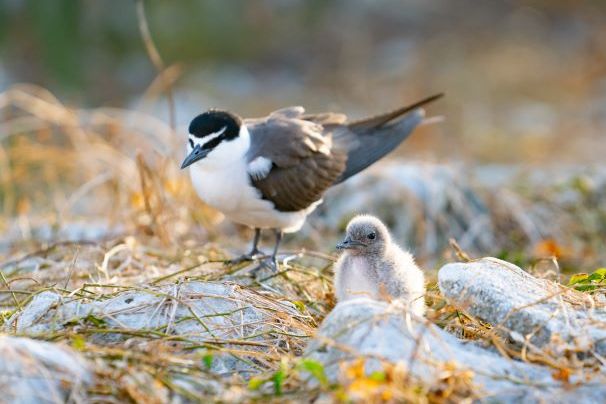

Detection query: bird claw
(250, 257), (279, 277)
(226, 250), (265, 265)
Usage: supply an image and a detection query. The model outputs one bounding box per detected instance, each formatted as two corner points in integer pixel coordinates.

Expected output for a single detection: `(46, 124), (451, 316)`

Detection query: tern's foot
(250, 256), (279, 277)
(226, 250), (266, 266)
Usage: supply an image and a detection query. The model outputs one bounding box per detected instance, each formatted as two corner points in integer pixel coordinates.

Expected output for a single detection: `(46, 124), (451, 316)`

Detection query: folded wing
(245, 109), (347, 212)
(245, 94), (442, 212)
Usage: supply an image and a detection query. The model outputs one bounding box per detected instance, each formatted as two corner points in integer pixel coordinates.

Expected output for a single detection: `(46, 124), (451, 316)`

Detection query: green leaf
(569, 273), (589, 285)
(0, 310), (15, 327)
(202, 352), (213, 369)
(594, 268), (606, 277)
(292, 300), (306, 313)
(587, 272), (605, 282)
(272, 369), (285, 396)
(248, 377), (265, 391)
(369, 371), (386, 382)
(83, 314), (107, 327)
(297, 358), (328, 386)
(71, 335), (86, 351)
(575, 284), (597, 292)
(570, 268), (606, 291)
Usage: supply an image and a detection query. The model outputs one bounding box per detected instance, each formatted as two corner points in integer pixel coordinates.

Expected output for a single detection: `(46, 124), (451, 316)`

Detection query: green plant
(568, 268), (606, 292)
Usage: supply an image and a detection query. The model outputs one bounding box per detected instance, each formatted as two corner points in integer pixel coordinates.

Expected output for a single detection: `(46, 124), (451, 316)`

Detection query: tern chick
(334, 215), (426, 316)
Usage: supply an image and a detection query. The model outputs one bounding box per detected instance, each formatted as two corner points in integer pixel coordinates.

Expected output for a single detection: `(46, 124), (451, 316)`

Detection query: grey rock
(0, 336), (91, 404)
(9, 291), (62, 334)
(0, 219), (121, 252)
(306, 298), (606, 403)
(6, 281), (311, 375)
(438, 257), (606, 357)
(311, 162), (494, 261)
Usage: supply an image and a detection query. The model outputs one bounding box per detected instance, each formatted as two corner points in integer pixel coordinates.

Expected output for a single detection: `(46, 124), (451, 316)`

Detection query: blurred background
(1, 0), (605, 274)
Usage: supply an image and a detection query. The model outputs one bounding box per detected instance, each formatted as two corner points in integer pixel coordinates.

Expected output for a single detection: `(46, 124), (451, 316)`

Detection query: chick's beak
(180, 144), (209, 169)
(336, 237), (366, 250)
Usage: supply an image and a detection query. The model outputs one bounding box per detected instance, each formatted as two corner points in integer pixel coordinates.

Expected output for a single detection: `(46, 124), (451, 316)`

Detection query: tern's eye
(367, 232), (376, 240)
(189, 139), (194, 148)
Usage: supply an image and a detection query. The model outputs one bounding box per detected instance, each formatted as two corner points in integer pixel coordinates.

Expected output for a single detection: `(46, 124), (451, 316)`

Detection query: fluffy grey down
(334, 214), (426, 316)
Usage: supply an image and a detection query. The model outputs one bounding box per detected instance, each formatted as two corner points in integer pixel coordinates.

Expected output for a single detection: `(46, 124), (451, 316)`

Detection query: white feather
(247, 156), (273, 180)
(189, 126), (226, 149)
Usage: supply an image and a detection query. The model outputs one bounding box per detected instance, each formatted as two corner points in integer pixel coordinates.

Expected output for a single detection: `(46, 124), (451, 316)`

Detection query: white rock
(305, 298), (606, 403)
(8, 291), (62, 334)
(438, 257), (606, 356)
(0, 336), (91, 403)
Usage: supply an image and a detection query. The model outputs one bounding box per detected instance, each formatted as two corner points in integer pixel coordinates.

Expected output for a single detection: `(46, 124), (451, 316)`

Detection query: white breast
(336, 256), (378, 301)
(189, 157), (263, 212)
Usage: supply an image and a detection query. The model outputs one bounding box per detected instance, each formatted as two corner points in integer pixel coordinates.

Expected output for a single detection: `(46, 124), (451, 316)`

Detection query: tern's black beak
(336, 237), (366, 250)
(180, 145), (209, 169)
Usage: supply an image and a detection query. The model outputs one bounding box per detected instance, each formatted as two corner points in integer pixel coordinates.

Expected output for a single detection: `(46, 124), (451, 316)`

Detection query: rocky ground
(2, 85), (606, 403)
(3, 253), (606, 403)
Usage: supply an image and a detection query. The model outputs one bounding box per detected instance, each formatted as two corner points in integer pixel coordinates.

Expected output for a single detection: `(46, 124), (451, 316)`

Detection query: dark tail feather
(348, 93), (444, 132)
(334, 94), (443, 184)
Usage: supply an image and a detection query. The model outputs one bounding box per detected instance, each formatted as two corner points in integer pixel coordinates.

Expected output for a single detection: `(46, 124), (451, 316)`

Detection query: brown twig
(135, 0), (176, 133)
(449, 238), (472, 262)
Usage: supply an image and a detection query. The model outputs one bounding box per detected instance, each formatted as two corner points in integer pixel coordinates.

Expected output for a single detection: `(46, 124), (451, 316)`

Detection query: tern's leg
(248, 228), (263, 257)
(251, 229), (282, 275)
(269, 229), (283, 270)
(228, 228), (264, 264)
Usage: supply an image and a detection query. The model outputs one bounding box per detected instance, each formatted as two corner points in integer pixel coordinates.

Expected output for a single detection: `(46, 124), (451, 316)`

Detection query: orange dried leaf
(345, 358), (366, 379)
(16, 198), (30, 215)
(534, 239), (567, 258)
(163, 179), (180, 196)
(552, 368), (570, 383)
(130, 192), (145, 209)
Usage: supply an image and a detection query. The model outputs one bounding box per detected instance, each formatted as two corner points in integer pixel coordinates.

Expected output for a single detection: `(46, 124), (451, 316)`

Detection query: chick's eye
(367, 232), (376, 240)
(189, 139), (194, 148)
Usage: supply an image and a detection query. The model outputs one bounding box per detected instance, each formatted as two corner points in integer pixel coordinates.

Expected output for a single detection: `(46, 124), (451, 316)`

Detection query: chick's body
(334, 215), (425, 316)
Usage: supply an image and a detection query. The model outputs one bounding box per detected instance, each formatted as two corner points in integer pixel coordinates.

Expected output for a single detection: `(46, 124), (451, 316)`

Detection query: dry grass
(2, 3), (605, 400)
(0, 234), (602, 402)
(1, 82), (606, 402)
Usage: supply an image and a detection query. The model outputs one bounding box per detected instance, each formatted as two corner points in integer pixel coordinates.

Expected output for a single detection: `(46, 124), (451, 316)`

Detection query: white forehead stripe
(190, 126), (227, 147)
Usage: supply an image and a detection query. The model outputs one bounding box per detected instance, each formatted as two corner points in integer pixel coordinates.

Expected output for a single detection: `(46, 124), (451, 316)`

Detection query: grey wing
(301, 111), (348, 125)
(244, 94), (441, 210)
(245, 113), (347, 212)
(331, 110), (424, 183)
(268, 106), (305, 119)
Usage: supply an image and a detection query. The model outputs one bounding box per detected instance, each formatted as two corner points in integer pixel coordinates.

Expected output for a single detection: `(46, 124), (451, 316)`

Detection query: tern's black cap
(189, 110), (241, 140)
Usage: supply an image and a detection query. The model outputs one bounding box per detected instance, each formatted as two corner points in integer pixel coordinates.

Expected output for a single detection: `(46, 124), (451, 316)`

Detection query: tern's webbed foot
(250, 256), (279, 277)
